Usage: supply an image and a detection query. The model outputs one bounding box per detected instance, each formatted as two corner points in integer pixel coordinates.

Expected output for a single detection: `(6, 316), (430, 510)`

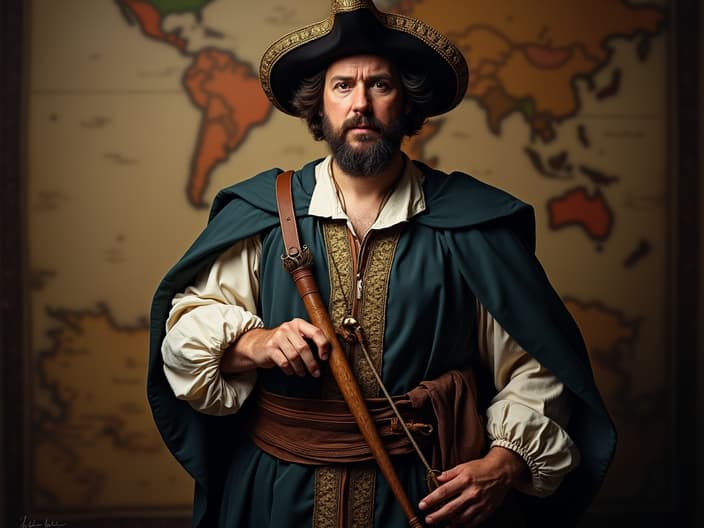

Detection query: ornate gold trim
(349, 462), (377, 527)
(320, 221), (353, 399)
(313, 221), (402, 527)
(259, 16), (335, 114)
(354, 227), (402, 396)
(380, 12), (468, 110)
(333, 0), (378, 13)
(314, 467), (342, 528)
(320, 222), (401, 397)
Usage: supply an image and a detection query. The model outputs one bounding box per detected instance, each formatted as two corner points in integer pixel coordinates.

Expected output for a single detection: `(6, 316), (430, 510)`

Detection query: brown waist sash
(247, 390), (434, 465)
(247, 369), (485, 469)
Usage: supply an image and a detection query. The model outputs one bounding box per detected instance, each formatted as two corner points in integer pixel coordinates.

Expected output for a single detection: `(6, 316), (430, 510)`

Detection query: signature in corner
(20, 515), (67, 528)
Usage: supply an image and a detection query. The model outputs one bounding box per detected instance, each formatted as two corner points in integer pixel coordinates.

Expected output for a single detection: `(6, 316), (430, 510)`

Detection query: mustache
(342, 115), (383, 133)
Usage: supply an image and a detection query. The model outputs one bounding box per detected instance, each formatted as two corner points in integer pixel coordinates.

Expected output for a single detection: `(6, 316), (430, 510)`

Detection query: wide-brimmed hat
(259, 0), (468, 118)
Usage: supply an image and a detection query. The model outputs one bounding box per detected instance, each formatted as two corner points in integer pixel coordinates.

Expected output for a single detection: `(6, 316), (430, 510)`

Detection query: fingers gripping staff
(275, 170), (424, 528)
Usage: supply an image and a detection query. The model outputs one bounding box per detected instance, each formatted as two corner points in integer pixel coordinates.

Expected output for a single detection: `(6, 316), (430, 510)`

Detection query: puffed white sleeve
(161, 236), (264, 416)
(477, 299), (581, 497)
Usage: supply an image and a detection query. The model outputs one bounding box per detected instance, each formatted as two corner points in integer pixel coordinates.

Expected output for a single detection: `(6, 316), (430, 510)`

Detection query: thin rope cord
(347, 322), (436, 477)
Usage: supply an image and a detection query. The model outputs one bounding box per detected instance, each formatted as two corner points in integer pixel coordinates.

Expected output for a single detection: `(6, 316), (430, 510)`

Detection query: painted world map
(27, 0), (668, 516)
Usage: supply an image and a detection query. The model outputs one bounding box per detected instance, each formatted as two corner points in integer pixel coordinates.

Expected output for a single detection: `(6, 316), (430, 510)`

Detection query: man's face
(321, 55), (405, 175)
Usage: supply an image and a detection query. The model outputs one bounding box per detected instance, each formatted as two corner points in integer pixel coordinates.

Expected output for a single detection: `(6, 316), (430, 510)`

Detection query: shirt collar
(308, 155), (426, 232)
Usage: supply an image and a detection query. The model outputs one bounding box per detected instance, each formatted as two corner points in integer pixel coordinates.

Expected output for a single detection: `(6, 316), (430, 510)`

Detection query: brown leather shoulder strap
(275, 170), (301, 257)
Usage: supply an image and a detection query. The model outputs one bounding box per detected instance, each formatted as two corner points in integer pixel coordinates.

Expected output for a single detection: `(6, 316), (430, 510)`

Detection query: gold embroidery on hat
(259, 17), (335, 114)
(333, 0), (377, 13)
(380, 12), (468, 110)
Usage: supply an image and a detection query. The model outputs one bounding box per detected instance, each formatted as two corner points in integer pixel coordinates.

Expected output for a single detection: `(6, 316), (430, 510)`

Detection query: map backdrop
(26, 0), (670, 519)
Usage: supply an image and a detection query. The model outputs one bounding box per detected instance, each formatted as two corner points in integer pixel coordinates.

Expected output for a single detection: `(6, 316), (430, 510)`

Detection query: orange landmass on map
(411, 0), (665, 140)
(120, 0), (187, 51)
(547, 186), (613, 241)
(183, 49), (272, 206)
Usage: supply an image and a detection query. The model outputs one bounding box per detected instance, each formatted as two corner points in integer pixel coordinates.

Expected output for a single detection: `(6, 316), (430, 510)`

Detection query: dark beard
(322, 113), (405, 176)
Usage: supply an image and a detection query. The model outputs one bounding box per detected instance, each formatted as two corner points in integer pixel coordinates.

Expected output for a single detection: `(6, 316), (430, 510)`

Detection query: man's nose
(352, 85), (370, 113)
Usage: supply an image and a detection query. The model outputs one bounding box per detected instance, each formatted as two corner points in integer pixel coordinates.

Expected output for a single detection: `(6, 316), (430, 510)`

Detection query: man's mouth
(347, 124), (379, 136)
(345, 118), (379, 134)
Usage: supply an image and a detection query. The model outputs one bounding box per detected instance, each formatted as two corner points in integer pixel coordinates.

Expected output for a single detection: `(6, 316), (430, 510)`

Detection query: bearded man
(148, 1), (616, 527)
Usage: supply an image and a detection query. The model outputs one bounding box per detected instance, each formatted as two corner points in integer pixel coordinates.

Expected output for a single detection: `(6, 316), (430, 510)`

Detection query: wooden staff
(276, 172), (422, 528)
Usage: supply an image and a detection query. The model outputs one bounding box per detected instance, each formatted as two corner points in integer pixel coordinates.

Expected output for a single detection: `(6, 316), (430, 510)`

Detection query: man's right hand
(220, 318), (330, 378)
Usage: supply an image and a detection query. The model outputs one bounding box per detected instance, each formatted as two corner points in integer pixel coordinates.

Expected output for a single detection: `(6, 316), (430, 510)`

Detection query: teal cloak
(148, 159), (616, 527)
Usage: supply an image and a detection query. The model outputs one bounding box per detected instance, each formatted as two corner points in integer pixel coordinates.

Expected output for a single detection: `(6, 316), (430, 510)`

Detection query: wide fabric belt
(247, 369), (485, 469)
(247, 389), (434, 465)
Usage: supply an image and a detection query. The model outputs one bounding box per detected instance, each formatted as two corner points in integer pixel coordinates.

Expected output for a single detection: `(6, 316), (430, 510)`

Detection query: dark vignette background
(1, 1), (701, 527)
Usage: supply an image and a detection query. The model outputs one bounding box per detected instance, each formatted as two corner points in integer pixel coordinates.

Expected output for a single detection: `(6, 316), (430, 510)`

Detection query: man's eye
(374, 80), (389, 89)
(335, 82), (349, 90)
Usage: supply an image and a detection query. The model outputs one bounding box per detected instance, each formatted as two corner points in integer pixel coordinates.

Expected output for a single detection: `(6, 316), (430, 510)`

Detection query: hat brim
(260, 6), (468, 118)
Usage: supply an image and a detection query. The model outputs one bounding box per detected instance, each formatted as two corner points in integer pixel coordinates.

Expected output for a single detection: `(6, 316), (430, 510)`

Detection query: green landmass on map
(145, 0), (212, 15)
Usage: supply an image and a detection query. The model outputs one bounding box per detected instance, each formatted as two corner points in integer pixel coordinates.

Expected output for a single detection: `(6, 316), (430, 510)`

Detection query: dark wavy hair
(290, 66), (433, 141)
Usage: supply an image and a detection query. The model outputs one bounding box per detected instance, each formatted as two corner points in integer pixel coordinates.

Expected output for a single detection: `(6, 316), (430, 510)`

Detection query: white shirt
(161, 155), (579, 496)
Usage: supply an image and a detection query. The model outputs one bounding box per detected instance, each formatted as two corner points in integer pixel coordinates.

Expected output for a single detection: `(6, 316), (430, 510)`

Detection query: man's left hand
(418, 446), (528, 527)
